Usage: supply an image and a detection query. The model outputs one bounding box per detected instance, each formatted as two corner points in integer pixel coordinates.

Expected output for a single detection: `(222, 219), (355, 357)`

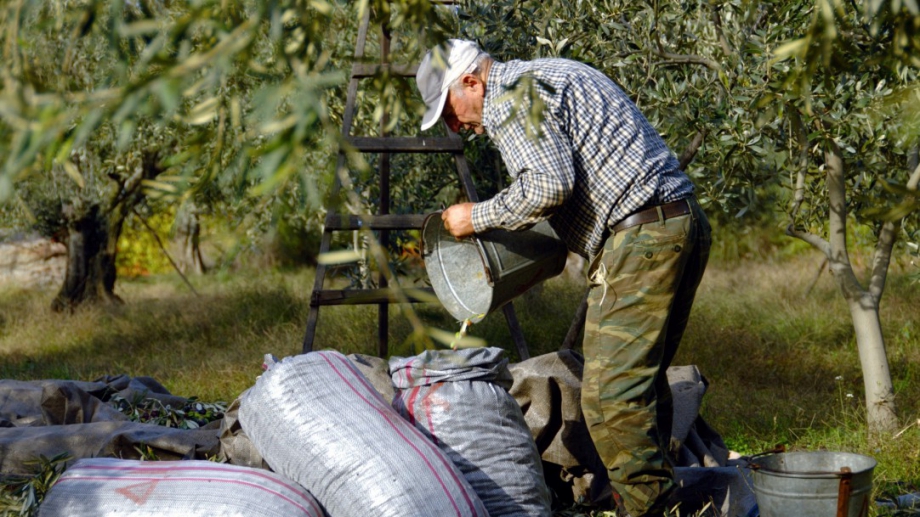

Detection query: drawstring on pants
(592, 262), (608, 307)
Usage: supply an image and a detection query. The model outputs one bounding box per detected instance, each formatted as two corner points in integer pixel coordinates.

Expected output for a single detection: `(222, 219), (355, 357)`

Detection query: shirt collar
(482, 60), (505, 135)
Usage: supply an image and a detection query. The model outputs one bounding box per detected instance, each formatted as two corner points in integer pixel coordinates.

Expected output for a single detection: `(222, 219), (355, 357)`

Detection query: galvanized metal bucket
(421, 213), (568, 323)
(752, 451), (876, 517)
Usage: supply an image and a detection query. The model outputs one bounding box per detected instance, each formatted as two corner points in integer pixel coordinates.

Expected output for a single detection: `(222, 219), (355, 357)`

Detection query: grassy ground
(1, 247), (919, 515)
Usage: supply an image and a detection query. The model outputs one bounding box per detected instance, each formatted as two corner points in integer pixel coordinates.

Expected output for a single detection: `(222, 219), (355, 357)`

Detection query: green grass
(1, 248), (919, 516)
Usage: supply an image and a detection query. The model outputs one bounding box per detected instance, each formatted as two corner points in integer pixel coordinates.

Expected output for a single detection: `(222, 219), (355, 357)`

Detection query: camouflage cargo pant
(581, 197), (711, 517)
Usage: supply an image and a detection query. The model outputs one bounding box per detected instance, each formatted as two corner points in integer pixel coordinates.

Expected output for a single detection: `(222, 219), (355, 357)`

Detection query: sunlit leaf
(61, 160), (85, 189)
(317, 249), (363, 264)
(310, 0), (334, 16)
(154, 79), (181, 115)
(186, 97), (219, 125)
(0, 175), (12, 203)
(116, 119), (136, 151)
(142, 179), (179, 193)
(427, 327), (487, 349)
(119, 19), (160, 37)
(772, 38), (809, 61)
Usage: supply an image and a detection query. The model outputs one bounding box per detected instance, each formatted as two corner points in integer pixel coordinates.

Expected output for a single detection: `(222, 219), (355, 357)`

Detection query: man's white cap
(417, 39), (482, 131)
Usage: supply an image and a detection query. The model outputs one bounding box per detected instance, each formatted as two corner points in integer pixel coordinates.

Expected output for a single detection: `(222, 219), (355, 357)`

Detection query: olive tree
(1, 1), (178, 309)
(0, 0), (448, 309)
(770, 0), (919, 434)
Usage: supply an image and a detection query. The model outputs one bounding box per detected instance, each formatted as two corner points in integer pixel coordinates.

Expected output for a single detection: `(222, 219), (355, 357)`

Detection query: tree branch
(132, 207), (200, 297)
(786, 223), (831, 255)
(871, 146), (920, 299)
(4, 0), (24, 77)
(651, 19), (723, 72)
(653, 51), (723, 71)
(678, 128), (708, 171)
(908, 152), (920, 191)
(789, 112), (809, 220)
(105, 150), (162, 219)
(710, 3), (734, 57)
(791, 166), (807, 218)
(803, 256), (828, 298)
(868, 219), (898, 301)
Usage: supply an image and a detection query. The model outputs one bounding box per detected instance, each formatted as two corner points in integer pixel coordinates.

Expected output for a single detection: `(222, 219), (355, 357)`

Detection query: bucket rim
(751, 451), (877, 479)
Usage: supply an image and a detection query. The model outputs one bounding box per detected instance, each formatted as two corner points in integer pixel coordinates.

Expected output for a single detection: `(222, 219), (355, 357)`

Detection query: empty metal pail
(752, 452), (876, 517)
(421, 213), (568, 323)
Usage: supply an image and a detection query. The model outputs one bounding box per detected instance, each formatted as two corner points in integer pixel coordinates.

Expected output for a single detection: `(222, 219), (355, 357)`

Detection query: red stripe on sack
(327, 352), (480, 515)
(54, 476), (318, 515)
(321, 353), (392, 412)
(71, 462), (322, 514)
(405, 358), (415, 387)
(405, 386), (421, 426)
(422, 382), (445, 446)
(331, 354), (485, 517)
(322, 352), (480, 517)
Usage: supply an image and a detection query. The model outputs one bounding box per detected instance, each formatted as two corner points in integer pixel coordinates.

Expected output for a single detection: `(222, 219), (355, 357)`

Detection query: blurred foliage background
(0, 0), (918, 430)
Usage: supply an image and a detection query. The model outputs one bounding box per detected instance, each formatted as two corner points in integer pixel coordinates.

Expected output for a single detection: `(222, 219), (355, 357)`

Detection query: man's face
(442, 76), (485, 135)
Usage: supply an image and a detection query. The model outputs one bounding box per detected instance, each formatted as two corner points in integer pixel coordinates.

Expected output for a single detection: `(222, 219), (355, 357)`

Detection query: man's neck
(479, 58), (494, 93)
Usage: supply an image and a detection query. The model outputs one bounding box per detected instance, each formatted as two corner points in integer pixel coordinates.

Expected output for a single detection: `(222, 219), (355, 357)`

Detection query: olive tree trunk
(51, 149), (162, 312)
(51, 204), (123, 311)
(177, 203), (206, 275)
(788, 141), (903, 436)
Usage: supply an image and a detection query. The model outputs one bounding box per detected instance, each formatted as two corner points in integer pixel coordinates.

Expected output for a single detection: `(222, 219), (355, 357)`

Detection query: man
(416, 39), (711, 517)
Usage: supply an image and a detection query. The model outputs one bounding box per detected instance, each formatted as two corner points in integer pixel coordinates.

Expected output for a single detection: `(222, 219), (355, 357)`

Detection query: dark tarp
(0, 377), (219, 477)
(0, 352), (755, 516)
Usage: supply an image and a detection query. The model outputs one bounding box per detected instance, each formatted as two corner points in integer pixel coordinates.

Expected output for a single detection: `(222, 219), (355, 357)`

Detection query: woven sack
(391, 347), (552, 517)
(37, 458), (324, 517)
(239, 350), (488, 517)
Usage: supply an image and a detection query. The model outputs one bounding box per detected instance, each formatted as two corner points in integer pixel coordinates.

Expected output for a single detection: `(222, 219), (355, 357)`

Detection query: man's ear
(460, 73), (481, 92)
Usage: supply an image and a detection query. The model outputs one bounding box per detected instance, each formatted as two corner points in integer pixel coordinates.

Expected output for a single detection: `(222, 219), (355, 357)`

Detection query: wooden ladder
(301, 5), (530, 360)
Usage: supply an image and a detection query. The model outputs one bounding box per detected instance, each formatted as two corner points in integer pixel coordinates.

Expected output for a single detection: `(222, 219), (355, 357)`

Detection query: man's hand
(442, 203), (475, 238)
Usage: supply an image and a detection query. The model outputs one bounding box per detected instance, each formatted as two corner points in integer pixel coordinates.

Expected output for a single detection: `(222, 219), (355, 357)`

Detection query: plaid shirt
(470, 58), (693, 259)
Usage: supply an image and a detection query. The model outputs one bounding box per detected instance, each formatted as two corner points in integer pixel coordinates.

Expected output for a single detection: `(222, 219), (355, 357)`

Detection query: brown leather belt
(611, 198), (693, 233)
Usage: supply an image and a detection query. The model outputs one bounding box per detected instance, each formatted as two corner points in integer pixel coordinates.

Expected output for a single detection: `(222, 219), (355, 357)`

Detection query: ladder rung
(325, 213), (427, 231)
(311, 288), (435, 306)
(351, 63), (419, 78)
(345, 137), (464, 153)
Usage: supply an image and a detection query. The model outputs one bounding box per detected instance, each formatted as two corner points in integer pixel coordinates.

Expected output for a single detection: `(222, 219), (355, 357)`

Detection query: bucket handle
(837, 466), (852, 517)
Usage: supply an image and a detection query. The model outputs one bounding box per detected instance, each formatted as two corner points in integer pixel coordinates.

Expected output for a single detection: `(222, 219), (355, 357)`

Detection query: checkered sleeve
(470, 113), (575, 233)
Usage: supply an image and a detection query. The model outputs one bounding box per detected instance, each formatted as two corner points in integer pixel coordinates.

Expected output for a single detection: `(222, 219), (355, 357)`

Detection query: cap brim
(420, 89), (449, 131)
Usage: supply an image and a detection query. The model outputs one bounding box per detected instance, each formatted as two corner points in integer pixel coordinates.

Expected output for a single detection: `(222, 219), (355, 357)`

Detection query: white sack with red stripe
(37, 458), (324, 517)
(239, 350), (488, 517)
(390, 347), (552, 517)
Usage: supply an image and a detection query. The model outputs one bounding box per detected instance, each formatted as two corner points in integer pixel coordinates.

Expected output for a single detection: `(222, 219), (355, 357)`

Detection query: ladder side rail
(376, 18), (392, 357)
(302, 7), (373, 353)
